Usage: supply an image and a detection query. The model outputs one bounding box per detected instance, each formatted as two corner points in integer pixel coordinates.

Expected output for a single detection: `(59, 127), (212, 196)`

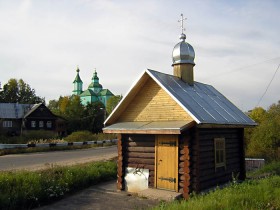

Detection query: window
(31, 121), (36, 128)
(39, 121), (44, 128)
(214, 138), (226, 170)
(3, 121), (12, 127)
(47, 121), (52, 128)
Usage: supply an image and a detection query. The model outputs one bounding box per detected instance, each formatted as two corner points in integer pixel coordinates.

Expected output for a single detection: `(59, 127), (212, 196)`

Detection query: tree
(81, 101), (105, 133)
(106, 95), (122, 114)
(248, 107), (267, 124)
(48, 96), (105, 133)
(0, 78), (44, 104)
(246, 101), (280, 160)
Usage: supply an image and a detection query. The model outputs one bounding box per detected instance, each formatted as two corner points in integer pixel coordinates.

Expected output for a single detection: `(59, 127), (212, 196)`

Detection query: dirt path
(36, 180), (160, 210)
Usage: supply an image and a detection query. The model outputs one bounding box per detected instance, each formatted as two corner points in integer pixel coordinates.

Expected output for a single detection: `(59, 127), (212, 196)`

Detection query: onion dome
(172, 33), (195, 65)
(73, 67), (83, 83)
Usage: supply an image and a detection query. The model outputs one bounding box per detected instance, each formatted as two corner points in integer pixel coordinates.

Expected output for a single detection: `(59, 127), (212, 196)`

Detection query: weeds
(152, 161), (280, 210)
(0, 160), (117, 209)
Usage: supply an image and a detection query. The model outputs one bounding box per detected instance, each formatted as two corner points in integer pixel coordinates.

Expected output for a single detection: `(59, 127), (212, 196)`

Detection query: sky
(0, 0), (279, 111)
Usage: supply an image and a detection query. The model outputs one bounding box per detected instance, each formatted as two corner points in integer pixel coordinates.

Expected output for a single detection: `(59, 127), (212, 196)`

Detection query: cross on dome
(178, 13), (187, 34)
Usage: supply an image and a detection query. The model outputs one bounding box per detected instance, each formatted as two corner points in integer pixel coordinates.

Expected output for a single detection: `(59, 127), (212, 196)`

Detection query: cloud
(0, 0), (279, 111)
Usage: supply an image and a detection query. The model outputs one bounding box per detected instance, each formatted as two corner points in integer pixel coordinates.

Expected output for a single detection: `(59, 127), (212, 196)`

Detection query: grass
(152, 161), (280, 210)
(0, 160), (117, 209)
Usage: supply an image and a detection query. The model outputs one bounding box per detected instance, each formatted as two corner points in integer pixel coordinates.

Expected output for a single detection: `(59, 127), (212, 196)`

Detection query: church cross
(178, 13), (187, 34)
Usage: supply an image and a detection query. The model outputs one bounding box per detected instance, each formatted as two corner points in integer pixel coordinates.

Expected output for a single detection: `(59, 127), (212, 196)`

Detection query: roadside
(0, 140), (116, 156)
(36, 180), (161, 210)
(0, 146), (117, 171)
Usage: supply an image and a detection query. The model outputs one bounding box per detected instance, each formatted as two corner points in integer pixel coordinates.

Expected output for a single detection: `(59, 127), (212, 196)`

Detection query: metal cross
(178, 13), (187, 34)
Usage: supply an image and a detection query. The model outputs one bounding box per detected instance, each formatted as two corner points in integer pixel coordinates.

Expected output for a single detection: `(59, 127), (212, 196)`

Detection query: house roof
(23, 103), (57, 119)
(99, 89), (114, 96)
(79, 89), (97, 97)
(0, 103), (34, 119)
(104, 69), (256, 127)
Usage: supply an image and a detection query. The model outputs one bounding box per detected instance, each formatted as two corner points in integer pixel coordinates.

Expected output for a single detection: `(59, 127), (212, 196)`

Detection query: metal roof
(103, 120), (194, 134)
(0, 103), (34, 119)
(147, 69), (256, 126)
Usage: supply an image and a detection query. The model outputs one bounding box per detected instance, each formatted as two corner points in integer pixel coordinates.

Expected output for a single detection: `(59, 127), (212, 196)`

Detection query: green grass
(0, 160), (117, 209)
(247, 161), (280, 178)
(152, 162), (280, 210)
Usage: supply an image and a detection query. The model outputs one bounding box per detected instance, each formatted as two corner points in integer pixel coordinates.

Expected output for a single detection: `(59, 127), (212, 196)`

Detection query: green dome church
(72, 67), (114, 106)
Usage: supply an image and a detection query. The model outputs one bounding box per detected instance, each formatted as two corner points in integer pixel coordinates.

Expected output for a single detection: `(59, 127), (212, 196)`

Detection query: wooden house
(0, 103), (66, 136)
(103, 20), (256, 199)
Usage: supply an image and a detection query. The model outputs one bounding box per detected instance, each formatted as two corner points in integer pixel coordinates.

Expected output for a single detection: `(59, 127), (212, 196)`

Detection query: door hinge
(158, 176), (176, 183)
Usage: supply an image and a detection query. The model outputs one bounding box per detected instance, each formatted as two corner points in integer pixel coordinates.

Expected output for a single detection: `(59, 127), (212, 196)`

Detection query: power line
(256, 63), (280, 107)
(205, 56), (280, 79)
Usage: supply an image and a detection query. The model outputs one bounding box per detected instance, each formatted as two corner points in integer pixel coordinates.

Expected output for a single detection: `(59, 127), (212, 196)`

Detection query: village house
(0, 103), (66, 136)
(103, 15), (256, 199)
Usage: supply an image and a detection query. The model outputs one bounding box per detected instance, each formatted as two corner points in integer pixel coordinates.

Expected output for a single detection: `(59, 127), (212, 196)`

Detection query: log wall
(122, 134), (155, 187)
(117, 134), (124, 190)
(191, 128), (245, 192)
(178, 132), (192, 199)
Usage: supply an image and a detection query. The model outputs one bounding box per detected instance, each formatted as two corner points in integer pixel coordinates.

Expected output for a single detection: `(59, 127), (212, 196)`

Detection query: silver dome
(172, 33), (195, 65)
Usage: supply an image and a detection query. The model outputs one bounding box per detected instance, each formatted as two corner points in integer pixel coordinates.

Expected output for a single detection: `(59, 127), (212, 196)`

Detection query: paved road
(0, 146), (117, 171)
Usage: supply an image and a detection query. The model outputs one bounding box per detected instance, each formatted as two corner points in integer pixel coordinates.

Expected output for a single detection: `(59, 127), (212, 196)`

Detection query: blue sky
(0, 0), (279, 111)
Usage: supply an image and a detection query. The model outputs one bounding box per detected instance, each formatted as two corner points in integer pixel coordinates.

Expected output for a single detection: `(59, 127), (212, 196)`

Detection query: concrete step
(137, 188), (182, 201)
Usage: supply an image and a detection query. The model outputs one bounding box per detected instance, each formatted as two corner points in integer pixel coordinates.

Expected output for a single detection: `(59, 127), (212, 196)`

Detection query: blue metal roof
(0, 103), (34, 119)
(147, 69), (256, 126)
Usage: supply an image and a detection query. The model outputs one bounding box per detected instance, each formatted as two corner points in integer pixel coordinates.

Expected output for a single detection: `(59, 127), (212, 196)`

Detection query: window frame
(3, 121), (12, 128)
(46, 121), (52, 128)
(31, 121), (36, 128)
(214, 138), (226, 170)
(39, 121), (44, 128)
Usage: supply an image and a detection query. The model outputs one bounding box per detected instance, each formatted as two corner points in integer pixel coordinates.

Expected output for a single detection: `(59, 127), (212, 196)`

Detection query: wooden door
(155, 135), (178, 191)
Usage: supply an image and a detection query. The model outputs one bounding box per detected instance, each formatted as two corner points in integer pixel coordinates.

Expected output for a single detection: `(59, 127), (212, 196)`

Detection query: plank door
(155, 135), (178, 191)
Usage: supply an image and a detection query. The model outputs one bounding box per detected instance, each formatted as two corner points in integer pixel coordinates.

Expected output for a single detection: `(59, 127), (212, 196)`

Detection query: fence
(0, 139), (117, 150)
(245, 158), (265, 171)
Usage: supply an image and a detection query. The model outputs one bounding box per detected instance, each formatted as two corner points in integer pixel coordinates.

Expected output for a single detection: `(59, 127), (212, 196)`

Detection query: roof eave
(197, 122), (257, 128)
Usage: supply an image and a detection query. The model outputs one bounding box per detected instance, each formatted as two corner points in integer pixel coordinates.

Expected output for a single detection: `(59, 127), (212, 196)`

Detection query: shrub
(24, 130), (57, 142)
(64, 131), (116, 142)
(64, 130), (94, 142)
(0, 130), (58, 144)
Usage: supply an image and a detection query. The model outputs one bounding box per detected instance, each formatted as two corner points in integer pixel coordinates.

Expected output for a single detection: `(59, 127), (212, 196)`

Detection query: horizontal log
(180, 174), (190, 181)
(127, 163), (155, 171)
(128, 135), (155, 142)
(179, 180), (190, 188)
(180, 155), (188, 161)
(179, 161), (190, 168)
(198, 128), (240, 134)
(199, 175), (233, 191)
(128, 141), (155, 147)
(127, 147), (155, 153)
(179, 147), (190, 155)
(127, 158), (154, 165)
(179, 167), (190, 174)
(128, 152), (155, 158)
